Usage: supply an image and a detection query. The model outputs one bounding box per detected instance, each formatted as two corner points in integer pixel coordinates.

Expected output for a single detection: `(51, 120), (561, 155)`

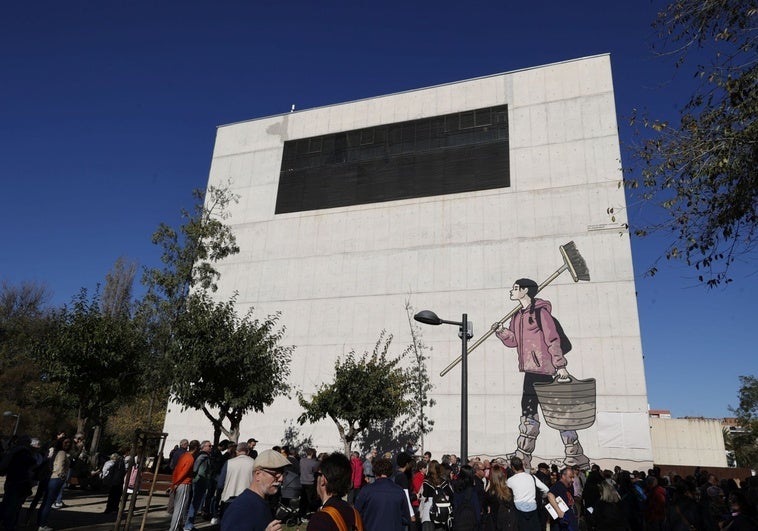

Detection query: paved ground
(5, 486), (220, 531)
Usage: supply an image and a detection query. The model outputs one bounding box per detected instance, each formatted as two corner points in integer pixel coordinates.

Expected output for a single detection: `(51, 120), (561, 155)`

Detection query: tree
(297, 331), (413, 455)
(34, 288), (146, 436)
(626, 0), (757, 286)
(402, 300), (436, 453)
(0, 281), (62, 436)
(102, 257), (137, 319)
(169, 291), (293, 444)
(729, 374), (758, 468)
(139, 186), (240, 425)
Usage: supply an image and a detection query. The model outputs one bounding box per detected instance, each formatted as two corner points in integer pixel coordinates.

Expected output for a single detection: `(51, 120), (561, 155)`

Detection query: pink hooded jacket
(495, 298), (567, 376)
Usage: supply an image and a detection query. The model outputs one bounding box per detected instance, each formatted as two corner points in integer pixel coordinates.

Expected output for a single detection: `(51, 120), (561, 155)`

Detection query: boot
(560, 430), (590, 470)
(508, 416), (540, 471)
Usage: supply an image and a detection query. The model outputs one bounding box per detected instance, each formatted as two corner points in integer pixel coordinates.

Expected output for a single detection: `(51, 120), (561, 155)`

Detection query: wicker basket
(534, 375), (596, 430)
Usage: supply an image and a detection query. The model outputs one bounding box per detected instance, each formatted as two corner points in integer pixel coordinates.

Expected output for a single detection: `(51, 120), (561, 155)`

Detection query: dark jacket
(355, 477), (411, 531)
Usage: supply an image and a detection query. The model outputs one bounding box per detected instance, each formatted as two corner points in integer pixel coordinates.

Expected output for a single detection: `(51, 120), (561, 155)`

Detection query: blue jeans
(38, 478), (65, 527)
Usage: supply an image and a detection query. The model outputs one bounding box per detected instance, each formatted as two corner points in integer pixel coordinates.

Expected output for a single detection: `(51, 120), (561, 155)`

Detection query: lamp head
(414, 310), (442, 326)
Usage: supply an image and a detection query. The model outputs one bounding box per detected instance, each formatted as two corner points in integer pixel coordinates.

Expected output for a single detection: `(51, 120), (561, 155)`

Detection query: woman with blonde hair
(482, 464), (517, 531)
(592, 480), (629, 531)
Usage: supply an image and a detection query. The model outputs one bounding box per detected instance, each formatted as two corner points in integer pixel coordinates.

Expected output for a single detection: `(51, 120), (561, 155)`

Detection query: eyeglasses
(260, 468), (284, 478)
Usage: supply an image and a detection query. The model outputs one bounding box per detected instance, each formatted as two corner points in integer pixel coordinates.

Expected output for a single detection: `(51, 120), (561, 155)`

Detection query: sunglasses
(260, 468), (284, 478)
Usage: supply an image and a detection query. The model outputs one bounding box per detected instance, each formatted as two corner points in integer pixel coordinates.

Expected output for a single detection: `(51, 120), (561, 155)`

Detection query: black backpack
(534, 308), (572, 354)
(483, 501), (518, 531)
(428, 481), (452, 528)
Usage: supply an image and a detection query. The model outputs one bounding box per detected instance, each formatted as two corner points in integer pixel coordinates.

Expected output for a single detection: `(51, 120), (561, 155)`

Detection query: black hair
(372, 457), (394, 478)
(514, 278), (539, 319)
(453, 465), (476, 493)
(318, 452), (352, 498)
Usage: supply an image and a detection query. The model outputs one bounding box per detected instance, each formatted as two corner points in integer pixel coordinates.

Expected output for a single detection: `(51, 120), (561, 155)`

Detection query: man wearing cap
(221, 449), (291, 531)
(307, 452), (363, 531)
(247, 438), (259, 459)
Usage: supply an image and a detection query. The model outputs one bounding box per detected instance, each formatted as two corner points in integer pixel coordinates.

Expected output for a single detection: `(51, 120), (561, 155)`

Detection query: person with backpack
(493, 277), (590, 470)
(451, 466), (481, 531)
(482, 464), (518, 531)
(306, 452), (364, 531)
(420, 461), (454, 530)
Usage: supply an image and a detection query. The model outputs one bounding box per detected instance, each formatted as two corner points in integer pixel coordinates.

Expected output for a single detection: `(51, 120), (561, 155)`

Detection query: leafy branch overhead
(297, 331), (413, 454)
(626, 1), (757, 286)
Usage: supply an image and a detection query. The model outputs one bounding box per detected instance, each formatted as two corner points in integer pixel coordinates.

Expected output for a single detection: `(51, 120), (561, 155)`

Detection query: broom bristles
(560, 241), (591, 282)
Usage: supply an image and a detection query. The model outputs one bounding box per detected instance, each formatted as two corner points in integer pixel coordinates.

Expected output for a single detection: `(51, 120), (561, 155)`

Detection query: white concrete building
(163, 54), (654, 470)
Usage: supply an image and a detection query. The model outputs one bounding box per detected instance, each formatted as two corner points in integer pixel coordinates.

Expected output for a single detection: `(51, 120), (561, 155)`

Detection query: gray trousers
(169, 483), (192, 531)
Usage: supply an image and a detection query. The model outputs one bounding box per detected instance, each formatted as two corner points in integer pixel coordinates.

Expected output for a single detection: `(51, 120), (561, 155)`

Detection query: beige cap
(254, 449), (291, 470)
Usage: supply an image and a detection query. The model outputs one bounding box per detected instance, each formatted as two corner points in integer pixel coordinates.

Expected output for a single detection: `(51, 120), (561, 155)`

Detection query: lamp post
(3, 410), (20, 437)
(413, 310), (473, 463)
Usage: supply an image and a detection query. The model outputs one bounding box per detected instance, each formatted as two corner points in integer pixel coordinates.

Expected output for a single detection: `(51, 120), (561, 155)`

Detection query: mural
(493, 277), (595, 470)
(439, 241), (595, 469)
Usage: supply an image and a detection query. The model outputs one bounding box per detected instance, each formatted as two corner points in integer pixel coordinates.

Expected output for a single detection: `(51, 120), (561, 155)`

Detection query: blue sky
(1, 1), (754, 419)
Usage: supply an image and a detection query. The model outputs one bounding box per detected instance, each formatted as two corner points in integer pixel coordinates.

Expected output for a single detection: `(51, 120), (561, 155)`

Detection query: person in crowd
(591, 479), (628, 531)
(0, 434), (35, 531)
(645, 475), (667, 531)
(355, 457), (412, 531)
(184, 440), (213, 531)
(101, 452), (126, 514)
(548, 467), (578, 531)
(207, 439), (233, 524)
(493, 278), (589, 471)
(349, 451), (364, 504)
(169, 439), (199, 531)
(363, 448), (377, 485)
(167, 438), (190, 514)
(219, 442), (255, 507)
(246, 438), (259, 460)
(306, 452), (364, 531)
(668, 480), (704, 531)
(37, 437), (72, 531)
(481, 463), (518, 531)
(423, 452), (432, 464)
(300, 447), (320, 517)
(721, 491), (758, 531)
(393, 452), (416, 526)
(451, 465), (482, 531)
(506, 456), (548, 531)
(279, 455), (302, 516)
(419, 461), (453, 531)
(25, 438), (50, 525)
(412, 459), (427, 520)
(221, 449), (292, 531)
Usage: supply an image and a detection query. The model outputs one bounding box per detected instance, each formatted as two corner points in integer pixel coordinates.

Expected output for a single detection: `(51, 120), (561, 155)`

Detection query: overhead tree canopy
(627, 0), (757, 286)
(297, 331), (413, 455)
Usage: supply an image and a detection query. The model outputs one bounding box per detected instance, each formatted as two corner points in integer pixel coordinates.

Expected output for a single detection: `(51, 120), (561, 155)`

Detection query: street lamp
(3, 410), (20, 437)
(413, 310), (473, 463)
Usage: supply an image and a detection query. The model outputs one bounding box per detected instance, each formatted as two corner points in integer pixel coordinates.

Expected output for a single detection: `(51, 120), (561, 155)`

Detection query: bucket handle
(554, 372), (576, 384)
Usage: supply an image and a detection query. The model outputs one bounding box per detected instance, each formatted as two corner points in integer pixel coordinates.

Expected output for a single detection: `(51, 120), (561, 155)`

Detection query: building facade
(163, 54), (653, 470)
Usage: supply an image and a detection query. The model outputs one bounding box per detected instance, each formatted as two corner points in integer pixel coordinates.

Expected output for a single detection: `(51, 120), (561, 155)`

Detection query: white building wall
(163, 54), (653, 470)
(650, 417), (728, 468)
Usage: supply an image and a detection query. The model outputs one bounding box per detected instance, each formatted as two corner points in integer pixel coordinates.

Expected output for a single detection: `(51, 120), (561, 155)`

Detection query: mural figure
(493, 278), (592, 470)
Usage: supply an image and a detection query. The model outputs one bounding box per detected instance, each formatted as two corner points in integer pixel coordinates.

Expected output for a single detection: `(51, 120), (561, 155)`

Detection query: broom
(439, 241), (591, 377)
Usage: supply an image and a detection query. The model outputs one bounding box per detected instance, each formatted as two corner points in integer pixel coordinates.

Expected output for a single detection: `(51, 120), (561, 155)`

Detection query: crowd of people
(161, 436), (758, 531)
(2, 431), (757, 531)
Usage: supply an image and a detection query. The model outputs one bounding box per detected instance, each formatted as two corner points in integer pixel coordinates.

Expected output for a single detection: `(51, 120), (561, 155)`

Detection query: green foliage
(626, 0), (757, 286)
(0, 281), (73, 436)
(729, 375), (758, 468)
(34, 288), (146, 431)
(297, 331), (413, 454)
(403, 301), (436, 448)
(169, 291), (293, 443)
(139, 186), (240, 398)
